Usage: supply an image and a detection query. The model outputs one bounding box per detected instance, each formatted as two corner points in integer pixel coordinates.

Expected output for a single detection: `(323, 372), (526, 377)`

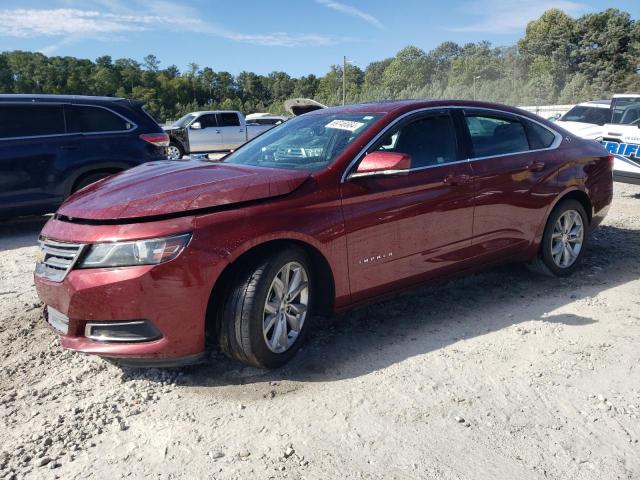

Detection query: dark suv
(0, 95), (169, 218)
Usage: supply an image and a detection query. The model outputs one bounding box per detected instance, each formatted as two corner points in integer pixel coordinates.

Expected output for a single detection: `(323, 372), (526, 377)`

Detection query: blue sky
(0, 0), (638, 77)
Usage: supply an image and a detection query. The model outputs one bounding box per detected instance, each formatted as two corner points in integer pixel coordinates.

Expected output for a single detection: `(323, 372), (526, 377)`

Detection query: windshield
(611, 97), (640, 126)
(173, 113), (197, 128)
(222, 113), (382, 171)
(561, 105), (610, 125)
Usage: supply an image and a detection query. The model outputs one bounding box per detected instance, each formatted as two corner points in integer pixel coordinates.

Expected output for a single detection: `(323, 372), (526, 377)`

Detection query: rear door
(62, 104), (139, 185)
(341, 110), (475, 302)
(0, 103), (67, 215)
(217, 112), (246, 150)
(459, 109), (562, 260)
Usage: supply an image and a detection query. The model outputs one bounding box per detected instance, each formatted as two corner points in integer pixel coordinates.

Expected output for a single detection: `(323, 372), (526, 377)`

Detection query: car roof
(576, 100), (611, 108)
(190, 110), (241, 115)
(612, 94), (640, 99)
(305, 99), (543, 118)
(0, 94), (133, 104)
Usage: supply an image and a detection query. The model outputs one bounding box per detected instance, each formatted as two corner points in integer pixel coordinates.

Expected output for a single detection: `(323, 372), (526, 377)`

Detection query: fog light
(85, 321), (162, 343)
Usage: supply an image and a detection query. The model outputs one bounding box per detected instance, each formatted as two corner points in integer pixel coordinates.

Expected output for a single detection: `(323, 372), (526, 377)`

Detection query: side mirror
(190, 121), (202, 130)
(348, 151), (412, 180)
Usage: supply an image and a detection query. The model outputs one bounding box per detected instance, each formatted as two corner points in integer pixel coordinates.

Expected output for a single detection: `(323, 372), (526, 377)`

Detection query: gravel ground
(1, 183), (640, 480)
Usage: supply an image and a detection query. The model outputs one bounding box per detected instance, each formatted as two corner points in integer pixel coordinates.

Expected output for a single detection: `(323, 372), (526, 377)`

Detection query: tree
(573, 9), (636, 94)
(382, 46), (432, 92)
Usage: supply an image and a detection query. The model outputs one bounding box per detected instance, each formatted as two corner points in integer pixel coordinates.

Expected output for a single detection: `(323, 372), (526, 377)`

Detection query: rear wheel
(529, 199), (588, 277)
(218, 248), (312, 368)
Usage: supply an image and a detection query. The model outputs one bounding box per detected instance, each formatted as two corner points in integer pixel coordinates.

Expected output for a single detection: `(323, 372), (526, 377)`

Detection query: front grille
(35, 237), (86, 282)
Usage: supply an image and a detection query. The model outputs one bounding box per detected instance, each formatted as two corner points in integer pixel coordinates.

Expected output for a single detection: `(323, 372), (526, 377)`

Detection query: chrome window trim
(341, 105), (563, 182)
(0, 102), (138, 142)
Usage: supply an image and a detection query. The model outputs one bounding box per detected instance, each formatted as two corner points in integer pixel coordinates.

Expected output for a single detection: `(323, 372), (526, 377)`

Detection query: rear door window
(66, 105), (132, 133)
(0, 105), (65, 139)
(219, 113), (241, 127)
(465, 114), (529, 158)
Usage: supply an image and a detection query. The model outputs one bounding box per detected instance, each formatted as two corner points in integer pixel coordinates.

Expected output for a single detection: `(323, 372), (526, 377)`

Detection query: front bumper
(34, 218), (228, 364)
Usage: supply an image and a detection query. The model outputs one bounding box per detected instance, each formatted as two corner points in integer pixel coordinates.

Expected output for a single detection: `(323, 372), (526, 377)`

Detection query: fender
(531, 185), (591, 250)
(222, 229), (344, 308)
(226, 230), (332, 265)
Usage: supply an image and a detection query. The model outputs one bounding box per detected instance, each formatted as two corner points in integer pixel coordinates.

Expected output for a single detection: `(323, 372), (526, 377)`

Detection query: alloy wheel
(551, 209), (584, 268)
(167, 145), (182, 160)
(262, 261), (309, 354)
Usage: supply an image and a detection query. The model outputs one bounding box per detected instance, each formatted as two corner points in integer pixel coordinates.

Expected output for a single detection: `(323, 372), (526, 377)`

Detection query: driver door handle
(443, 173), (471, 186)
(527, 161), (546, 172)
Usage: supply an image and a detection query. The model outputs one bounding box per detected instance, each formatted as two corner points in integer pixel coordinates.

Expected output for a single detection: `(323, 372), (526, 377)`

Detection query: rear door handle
(215, 129), (221, 134)
(443, 173), (471, 186)
(527, 161), (546, 172)
(60, 144), (79, 151)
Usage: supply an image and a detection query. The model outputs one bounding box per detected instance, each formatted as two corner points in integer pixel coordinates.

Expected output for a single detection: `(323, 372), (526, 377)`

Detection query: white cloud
(316, 0), (383, 29)
(450, 0), (588, 33)
(0, 6), (345, 51)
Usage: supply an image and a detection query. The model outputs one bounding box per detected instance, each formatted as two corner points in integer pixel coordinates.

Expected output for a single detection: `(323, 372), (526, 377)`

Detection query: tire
(529, 199), (589, 277)
(167, 143), (184, 160)
(218, 247), (312, 369)
(72, 172), (112, 193)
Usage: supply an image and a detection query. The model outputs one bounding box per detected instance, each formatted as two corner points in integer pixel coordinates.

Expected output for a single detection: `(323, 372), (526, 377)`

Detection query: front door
(0, 103), (67, 215)
(189, 114), (221, 152)
(341, 110), (475, 302)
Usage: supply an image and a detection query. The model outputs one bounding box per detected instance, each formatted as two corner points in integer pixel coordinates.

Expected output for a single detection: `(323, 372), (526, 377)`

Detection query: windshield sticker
(325, 120), (365, 132)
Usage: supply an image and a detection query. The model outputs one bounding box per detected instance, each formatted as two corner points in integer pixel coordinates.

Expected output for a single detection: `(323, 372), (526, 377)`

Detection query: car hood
(555, 120), (603, 139)
(58, 160), (310, 221)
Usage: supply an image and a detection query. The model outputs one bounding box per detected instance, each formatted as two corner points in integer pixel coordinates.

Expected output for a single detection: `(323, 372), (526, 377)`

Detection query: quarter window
(374, 114), (458, 168)
(66, 106), (132, 133)
(0, 105), (65, 138)
(219, 113), (240, 127)
(525, 121), (556, 149)
(465, 115), (529, 157)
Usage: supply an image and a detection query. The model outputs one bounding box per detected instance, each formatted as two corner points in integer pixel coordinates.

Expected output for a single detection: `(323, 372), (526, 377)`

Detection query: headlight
(78, 233), (191, 268)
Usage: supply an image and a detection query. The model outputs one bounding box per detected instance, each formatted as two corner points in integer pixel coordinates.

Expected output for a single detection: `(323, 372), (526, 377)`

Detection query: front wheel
(219, 248), (312, 368)
(167, 143), (183, 160)
(529, 199), (589, 277)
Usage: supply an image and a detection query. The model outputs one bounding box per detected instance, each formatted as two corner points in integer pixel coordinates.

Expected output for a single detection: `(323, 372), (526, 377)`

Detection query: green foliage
(0, 7), (637, 122)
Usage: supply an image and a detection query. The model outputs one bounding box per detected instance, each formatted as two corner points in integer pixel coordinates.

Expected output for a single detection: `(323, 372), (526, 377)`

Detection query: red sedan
(34, 100), (613, 368)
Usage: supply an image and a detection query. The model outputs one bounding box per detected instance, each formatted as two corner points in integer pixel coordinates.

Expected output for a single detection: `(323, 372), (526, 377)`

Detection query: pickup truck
(163, 110), (276, 159)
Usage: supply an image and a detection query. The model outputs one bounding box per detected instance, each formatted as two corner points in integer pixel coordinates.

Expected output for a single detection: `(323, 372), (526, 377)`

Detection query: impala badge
(358, 252), (393, 265)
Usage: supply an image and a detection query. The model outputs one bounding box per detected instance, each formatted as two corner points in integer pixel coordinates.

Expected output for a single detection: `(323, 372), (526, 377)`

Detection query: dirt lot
(1, 184), (640, 480)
